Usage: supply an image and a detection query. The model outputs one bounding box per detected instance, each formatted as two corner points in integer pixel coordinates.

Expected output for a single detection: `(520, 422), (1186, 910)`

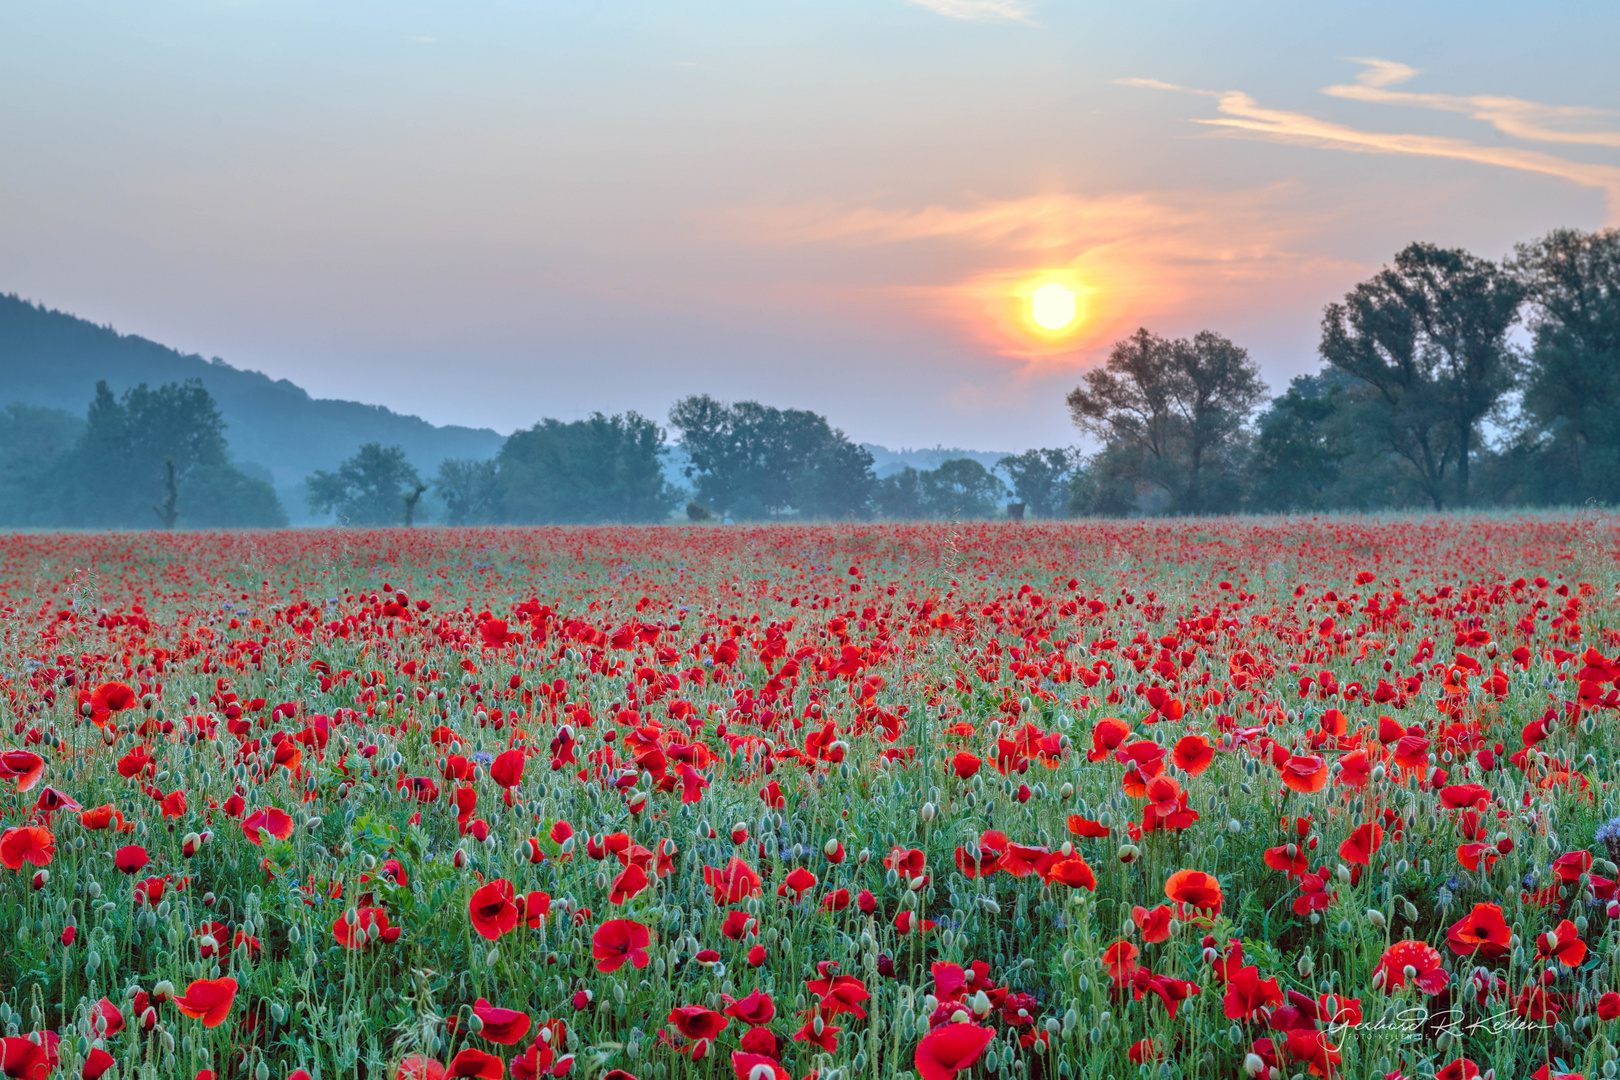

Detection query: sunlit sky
(4, 1), (1618, 450)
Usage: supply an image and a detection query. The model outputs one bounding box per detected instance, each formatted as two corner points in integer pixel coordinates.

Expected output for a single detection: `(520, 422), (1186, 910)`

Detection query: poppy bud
(1366, 908), (1386, 929)
(857, 890), (876, 914)
(731, 823), (749, 844)
(60, 926), (76, 946)
(1117, 844), (1140, 863)
(454, 849), (468, 869)
(31, 870), (47, 890)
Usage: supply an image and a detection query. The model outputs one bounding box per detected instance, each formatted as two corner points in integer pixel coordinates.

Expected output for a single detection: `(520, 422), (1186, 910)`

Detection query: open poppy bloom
(0, 751), (45, 793)
(591, 919), (650, 972)
(667, 1005), (729, 1041)
(473, 999), (532, 1044)
(913, 1023), (994, 1080)
(1164, 869), (1224, 915)
(1280, 754), (1328, 794)
(1375, 939), (1448, 995)
(447, 1048), (503, 1079)
(241, 807), (294, 845)
(173, 977), (237, 1027)
(1338, 823), (1383, 866)
(114, 844), (150, 874)
(468, 880), (519, 941)
(1446, 903), (1510, 958)
(334, 907), (401, 949)
(0, 826), (55, 871)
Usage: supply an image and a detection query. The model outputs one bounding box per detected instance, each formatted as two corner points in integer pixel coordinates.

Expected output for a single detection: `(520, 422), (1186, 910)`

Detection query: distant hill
(0, 294), (504, 519)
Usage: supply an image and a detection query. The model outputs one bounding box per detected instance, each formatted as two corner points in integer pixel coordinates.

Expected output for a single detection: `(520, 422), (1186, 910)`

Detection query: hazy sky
(4, 1), (1618, 450)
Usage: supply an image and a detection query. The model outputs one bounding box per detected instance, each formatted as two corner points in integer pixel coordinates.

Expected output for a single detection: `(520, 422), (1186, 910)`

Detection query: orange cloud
(1122, 65), (1620, 222)
(729, 186), (1358, 367)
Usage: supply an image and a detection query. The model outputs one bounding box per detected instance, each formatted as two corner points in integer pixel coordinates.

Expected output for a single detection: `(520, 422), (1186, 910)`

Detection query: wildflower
(591, 919), (651, 972)
(172, 977), (237, 1027)
(468, 880), (520, 941)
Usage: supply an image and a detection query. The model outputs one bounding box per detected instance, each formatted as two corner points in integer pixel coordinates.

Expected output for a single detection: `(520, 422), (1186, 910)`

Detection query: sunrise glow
(1030, 283), (1077, 330)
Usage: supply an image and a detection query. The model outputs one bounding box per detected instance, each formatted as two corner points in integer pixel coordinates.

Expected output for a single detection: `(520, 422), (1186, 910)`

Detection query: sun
(1030, 283), (1077, 331)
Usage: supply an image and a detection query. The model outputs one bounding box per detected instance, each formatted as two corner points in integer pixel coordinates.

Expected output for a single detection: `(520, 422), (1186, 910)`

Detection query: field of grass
(0, 517), (1617, 1080)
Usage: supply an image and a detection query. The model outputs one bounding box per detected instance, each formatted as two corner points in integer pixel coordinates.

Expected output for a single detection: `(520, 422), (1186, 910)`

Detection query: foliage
(1319, 242), (1524, 509)
(995, 449), (1077, 518)
(0, 519), (1614, 1080)
(433, 459), (502, 526)
(0, 403), (83, 528)
(1067, 329), (1264, 515)
(1511, 228), (1620, 506)
(306, 443), (423, 526)
(669, 395), (875, 519)
(495, 412), (678, 525)
(38, 379), (285, 529)
(875, 459), (1008, 519)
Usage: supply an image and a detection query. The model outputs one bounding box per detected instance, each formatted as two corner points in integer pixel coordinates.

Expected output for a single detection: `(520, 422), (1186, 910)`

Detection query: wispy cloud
(1122, 63), (1620, 221)
(1326, 58), (1620, 149)
(905, 0), (1031, 23)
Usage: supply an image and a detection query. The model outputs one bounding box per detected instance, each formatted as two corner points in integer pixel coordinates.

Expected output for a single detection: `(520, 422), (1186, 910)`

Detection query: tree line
(0, 380), (286, 529)
(4, 226), (1613, 528)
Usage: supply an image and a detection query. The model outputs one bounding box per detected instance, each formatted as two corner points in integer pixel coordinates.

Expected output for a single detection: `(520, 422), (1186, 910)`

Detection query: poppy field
(2, 517), (1619, 1080)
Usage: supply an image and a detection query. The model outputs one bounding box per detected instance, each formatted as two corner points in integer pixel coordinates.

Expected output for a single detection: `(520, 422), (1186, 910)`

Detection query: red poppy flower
(333, 907), (401, 949)
(473, 999), (532, 1045)
(1446, 903), (1510, 958)
(913, 1023), (994, 1080)
(728, 1052), (789, 1080)
(591, 919), (650, 972)
(1375, 940), (1448, 995)
(0, 1033), (57, 1080)
(1131, 904), (1172, 943)
(667, 1005), (729, 1041)
(703, 858), (762, 905)
(1172, 735), (1215, 775)
(609, 863), (649, 905)
(95, 682), (137, 713)
(1043, 856), (1097, 890)
(114, 845), (150, 874)
(1338, 823), (1383, 866)
(396, 1054), (447, 1080)
(489, 749), (525, 789)
(447, 1048), (503, 1079)
(1280, 754), (1328, 794)
(1164, 869), (1224, 914)
(951, 752), (981, 779)
(0, 751), (45, 793)
(468, 880), (519, 941)
(173, 977), (237, 1027)
(721, 990), (775, 1027)
(776, 866), (818, 901)
(1536, 920), (1587, 968)
(0, 827), (55, 871)
(82, 1047), (116, 1080)
(241, 807), (294, 845)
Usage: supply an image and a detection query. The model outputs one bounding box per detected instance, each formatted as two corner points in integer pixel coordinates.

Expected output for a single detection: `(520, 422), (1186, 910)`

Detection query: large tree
(306, 443), (423, 526)
(874, 459), (1007, 519)
(668, 395), (874, 519)
(995, 448), (1077, 518)
(1066, 328), (1264, 514)
(1511, 227), (1620, 504)
(1319, 242), (1523, 509)
(495, 412), (677, 524)
(51, 379), (283, 528)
